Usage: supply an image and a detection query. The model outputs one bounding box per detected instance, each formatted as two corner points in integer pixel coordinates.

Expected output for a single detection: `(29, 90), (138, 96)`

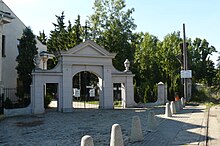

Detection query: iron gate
(0, 93), (4, 114)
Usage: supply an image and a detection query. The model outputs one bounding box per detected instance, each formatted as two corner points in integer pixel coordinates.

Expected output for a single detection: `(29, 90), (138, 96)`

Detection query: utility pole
(183, 23), (188, 101)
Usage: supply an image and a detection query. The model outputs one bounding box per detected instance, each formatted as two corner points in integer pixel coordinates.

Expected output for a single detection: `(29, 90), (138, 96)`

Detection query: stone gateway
(31, 40), (136, 114)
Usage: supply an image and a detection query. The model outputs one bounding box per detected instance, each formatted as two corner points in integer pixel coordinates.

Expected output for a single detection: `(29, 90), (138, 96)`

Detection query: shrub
(44, 94), (52, 108)
(4, 98), (13, 109)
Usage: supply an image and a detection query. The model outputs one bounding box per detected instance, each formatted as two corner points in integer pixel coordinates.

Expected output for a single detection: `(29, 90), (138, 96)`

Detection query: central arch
(72, 71), (101, 108)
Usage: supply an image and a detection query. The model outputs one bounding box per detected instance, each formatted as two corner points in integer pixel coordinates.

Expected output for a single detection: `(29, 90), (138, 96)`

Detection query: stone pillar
(31, 74), (45, 114)
(121, 83), (126, 108)
(124, 75), (135, 107)
(164, 84), (168, 102)
(62, 64), (73, 112)
(102, 66), (113, 109)
(156, 82), (166, 105)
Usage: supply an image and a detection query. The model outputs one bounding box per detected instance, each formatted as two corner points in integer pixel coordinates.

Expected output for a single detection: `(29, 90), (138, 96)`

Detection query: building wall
(2, 2), (25, 88)
(1, 1), (46, 88)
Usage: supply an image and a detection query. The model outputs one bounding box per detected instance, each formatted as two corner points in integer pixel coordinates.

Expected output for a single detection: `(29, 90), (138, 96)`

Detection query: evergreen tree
(37, 30), (47, 45)
(47, 12), (83, 68)
(16, 27), (38, 94)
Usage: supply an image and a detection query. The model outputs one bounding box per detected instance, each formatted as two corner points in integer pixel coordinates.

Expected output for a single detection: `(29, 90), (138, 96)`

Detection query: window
(2, 35), (6, 57)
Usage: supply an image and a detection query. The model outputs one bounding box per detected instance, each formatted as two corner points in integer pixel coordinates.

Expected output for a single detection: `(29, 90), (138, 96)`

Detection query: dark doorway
(113, 83), (122, 107)
(45, 83), (58, 110)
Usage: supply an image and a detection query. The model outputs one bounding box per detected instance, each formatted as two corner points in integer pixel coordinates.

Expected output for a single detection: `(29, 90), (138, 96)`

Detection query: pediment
(62, 40), (116, 58)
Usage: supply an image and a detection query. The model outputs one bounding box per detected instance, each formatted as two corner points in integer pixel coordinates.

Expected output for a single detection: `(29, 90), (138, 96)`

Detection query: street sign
(181, 70), (192, 78)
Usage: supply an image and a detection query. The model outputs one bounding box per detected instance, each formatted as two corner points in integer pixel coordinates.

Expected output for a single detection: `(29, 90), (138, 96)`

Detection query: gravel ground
(0, 107), (165, 146)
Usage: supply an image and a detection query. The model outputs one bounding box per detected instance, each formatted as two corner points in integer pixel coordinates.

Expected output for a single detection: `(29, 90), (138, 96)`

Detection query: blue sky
(3, 0), (220, 64)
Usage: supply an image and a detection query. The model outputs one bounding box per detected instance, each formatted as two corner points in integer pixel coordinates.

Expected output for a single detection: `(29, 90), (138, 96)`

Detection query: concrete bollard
(165, 102), (172, 117)
(178, 99), (183, 110)
(170, 101), (176, 114)
(130, 116), (143, 142)
(147, 111), (157, 132)
(181, 97), (185, 107)
(110, 124), (124, 146)
(175, 100), (180, 112)
(81, 135), (94, 146)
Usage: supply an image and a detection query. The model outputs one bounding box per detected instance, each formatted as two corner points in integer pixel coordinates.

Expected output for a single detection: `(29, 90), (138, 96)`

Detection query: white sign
(181, 70), (192, 78)
(89, 89), (95, 97)
(73, 88), (80, 97)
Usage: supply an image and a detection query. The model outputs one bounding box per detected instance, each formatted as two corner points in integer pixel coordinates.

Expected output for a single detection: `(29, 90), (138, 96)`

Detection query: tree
(88, 0), (137, 70)
(37, 30), (47, 45)
(16, 27), (38, 94)
(213, 55), (220, 89)
(47, 12), (68, 55)
(46, 12), (84, 68)
(159, 31), (183, 99)
(134, 32), (161, 102)
(190, 38), (217, 86)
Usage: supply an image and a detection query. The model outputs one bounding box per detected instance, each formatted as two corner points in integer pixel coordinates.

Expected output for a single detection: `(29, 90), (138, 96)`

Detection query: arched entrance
(31, 40), (136, 114)
(72, 71), (100, 108)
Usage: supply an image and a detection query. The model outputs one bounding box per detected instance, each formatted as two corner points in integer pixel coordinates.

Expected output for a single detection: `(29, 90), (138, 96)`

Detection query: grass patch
(114, 100), (122, 107)
(85, 101), (99, 105)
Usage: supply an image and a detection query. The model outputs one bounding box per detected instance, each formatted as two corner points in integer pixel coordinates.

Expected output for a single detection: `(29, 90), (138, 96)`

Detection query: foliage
(44, 94), (52, 108)
(47, 12), (83, 54)
(191, 84), (220, 104)
(213, 55), (220, 89)
(88, 0), (137, 70)
(134, 32), (161, 102)
(46, 12), (84, 68)
(190, 38), (217, 86)
(37, 30), (47, 45)
(4, 98), (13, 109)
(34, 0), (219, 103)
(16, 27), (38, 94)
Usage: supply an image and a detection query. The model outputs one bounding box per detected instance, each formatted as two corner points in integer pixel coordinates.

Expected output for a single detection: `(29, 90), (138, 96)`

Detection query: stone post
(147, 111), (157, 132)
(110, 124), (124, 146)
(170, 101), (176, 114)
(81, 135), (94, 146)
(165, 102), (172, 117)
(156, 82), (166, 105)
(130, 116), (143, 142)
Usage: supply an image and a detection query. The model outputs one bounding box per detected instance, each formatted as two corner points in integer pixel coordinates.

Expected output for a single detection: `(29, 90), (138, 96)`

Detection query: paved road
(131, 105), (207, 146)
(207, 106), (220, 146)
(0, 104), (216, 146)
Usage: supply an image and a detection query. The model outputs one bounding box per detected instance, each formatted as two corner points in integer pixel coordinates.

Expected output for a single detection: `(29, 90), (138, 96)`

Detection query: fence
(3, 88), (30, 109)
